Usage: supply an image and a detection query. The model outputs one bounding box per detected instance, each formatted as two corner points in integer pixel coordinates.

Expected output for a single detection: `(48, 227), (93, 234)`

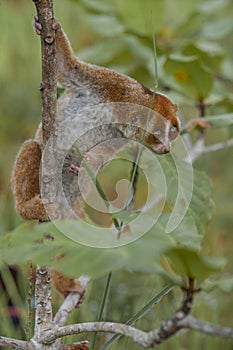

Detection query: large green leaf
(164, 54), (214, 98)
(0, 211), (222, 284)
(203, 275), (233, 293)
(183, 42), (224, 71)
(154, 155), (214, 236)
(115, 0), (165, 36)
(164, 248), (226, 282)
(159, 215), (202, 251)
(198, 0), (230, 15)
(78, 0), (116, 13)
(78, 38), (127, 65)
(0, 146), (215, 281)
(0, 223), (124, 278)
(201, 18), (233, 40)
(86, 14), (125, 37)
(163, 0), (202, 27)
(0, 214), (198, 278)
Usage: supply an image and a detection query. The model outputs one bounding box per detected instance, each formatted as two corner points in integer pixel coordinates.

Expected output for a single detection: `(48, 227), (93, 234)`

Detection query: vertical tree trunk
(31, 1), (57, 348)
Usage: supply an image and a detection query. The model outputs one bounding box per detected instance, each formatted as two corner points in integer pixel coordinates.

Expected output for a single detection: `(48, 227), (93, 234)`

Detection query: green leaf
(198, 0), (230, 14)
(175, 12), (203, 36)
(115, 0), (165, 36)
(203, 275), (233, 293)
(111, 208), (139, 223)
(155, 155), (214, 236)
(183, 42), (224, 71)
(120, 215), (201, 275)
(86, 14), (125, 37)
(164, 54), (214, 98)
(201, 18), (233, 40)
(78, 38), (127, 65)
(164, 248), (226, 282)
(188, 170), (214, 236)
(162, 215), (202, 251)
(79, 0), (115, 13)
(0, 223), (124, 278)
(163, 0), (202, 27)
(0, 209), (222, 282)
(122, 35), (153, 67)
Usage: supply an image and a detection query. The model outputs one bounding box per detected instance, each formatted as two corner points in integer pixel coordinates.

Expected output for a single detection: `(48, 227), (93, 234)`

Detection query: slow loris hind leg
(11, 140), (48, 221)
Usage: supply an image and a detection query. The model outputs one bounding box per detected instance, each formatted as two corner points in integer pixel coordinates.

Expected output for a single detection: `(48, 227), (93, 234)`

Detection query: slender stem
(198, 98), (206, 118)
(91, 272), (112, 350)
(102, 285), (173, 350)
(75, 145), (121, 230)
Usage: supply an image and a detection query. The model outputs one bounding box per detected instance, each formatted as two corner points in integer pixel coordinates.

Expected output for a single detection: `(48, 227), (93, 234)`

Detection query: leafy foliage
(1, 0), (233, 347)
(0, 161), (222, 286)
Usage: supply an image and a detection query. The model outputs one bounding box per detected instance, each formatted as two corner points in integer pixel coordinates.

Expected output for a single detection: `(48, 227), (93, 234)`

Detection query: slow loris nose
(160, 143), (170, 154)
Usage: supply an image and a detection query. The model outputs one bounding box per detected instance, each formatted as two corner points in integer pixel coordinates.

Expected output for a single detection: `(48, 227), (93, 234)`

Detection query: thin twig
(2, 282), (233, 350)
(180, 314), (233, 339)
(39, 285), (233, 347)
(39, 316), (233, 348)
(202, 138), (233, 153)
(54, 275), (90, 327)
(0, 337), (34, 350)
(2, 314), (232, 350)
(188, 138), (233, 163)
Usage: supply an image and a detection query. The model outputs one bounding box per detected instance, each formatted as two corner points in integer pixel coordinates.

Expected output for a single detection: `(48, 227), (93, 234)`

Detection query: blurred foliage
(0, 0), (233, 349)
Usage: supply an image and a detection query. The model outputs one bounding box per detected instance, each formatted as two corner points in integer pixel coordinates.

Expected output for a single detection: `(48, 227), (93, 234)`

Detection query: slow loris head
(113, 91), (180, 155)
(144, 92), (180, 154)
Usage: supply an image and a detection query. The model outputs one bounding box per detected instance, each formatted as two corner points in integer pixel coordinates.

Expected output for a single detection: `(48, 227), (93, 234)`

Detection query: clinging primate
(11, 17), (180, 298)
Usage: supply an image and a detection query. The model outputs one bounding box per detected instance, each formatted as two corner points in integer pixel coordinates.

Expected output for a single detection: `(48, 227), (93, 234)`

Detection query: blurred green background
(0, 0), (232, 349)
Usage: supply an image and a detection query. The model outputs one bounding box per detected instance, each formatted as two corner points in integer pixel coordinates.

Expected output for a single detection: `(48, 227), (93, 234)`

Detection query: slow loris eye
(170, 126), (177, 133)
(169, 126), (178, 140)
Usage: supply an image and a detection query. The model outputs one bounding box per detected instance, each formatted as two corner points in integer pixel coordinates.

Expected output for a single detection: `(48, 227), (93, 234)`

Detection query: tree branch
(1, 270), (233, 350)
(187, 138), (233, 163)
(39, 284), (233, 347)
(202, 138), (233, 154)
(180, 314), (233, 339)
(32, 266), (53, 342)
(31, 1), (57, 347)
(38, 315), (233, 348)
(32, 0), (58, 210)
(0, 337), (34, 350)
(54, 275), (90, 327)
(32, 0), (57, 144)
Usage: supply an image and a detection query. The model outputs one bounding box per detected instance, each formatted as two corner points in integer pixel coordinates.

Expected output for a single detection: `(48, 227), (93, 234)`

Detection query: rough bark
(32, 0), (57, 144)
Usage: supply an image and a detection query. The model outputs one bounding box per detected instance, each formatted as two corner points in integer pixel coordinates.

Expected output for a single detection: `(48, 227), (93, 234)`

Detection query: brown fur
(12, 20), (180, 297)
